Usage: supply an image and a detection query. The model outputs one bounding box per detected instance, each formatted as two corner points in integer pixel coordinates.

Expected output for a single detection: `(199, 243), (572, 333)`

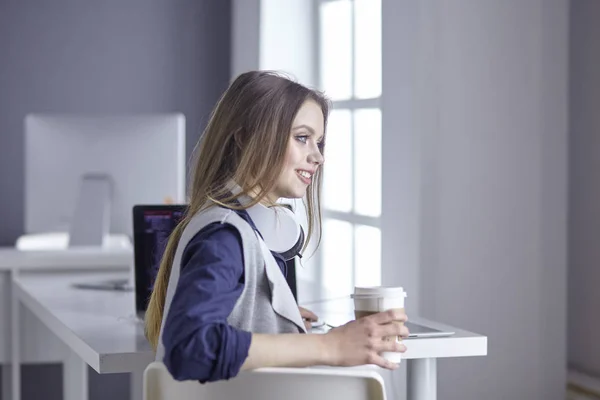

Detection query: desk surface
(303, 298), (488, 360)
(0, 247), (132, 271)
(13, 270), (153, 373)
(13, 271), (487, 375)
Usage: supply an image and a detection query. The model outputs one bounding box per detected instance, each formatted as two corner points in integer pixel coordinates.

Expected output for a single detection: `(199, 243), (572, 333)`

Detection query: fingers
(304, 320), (312, 331)
(375, 338), (407, 354)
(366, 353), (400, 370)
(369, 308), (407, 325)
(298, 306), (318, 321)
(378, 321), (410, 338)
(330, 315), (408, 370)
(400, 325), (410, 338)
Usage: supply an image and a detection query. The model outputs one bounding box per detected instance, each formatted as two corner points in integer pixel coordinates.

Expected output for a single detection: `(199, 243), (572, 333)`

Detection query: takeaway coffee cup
(352, 286), (407, 363)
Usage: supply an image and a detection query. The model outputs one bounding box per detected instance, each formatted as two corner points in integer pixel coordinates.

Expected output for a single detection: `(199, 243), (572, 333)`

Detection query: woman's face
(268, 100), (325, 202)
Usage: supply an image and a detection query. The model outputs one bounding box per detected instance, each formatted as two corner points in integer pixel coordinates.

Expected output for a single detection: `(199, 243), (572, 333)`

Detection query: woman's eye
(295, 135), (308, 143)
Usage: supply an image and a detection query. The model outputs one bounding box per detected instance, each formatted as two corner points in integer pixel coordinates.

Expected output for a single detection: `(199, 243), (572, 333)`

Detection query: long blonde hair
(145, 71), (330, 350)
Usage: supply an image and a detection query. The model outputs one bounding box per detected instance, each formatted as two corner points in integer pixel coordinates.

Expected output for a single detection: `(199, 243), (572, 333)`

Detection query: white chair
(143, 362), (387, 400)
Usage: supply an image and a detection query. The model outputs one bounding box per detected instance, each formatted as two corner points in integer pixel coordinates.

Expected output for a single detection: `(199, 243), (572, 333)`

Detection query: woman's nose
(308, 147), (324, 165)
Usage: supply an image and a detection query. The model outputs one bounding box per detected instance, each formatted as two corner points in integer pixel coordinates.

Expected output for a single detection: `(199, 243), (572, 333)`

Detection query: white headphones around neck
(227, 182), (304, 261)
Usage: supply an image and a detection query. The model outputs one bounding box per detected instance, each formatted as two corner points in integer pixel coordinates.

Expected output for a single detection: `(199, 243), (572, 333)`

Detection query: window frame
(314, 0), (383, 292)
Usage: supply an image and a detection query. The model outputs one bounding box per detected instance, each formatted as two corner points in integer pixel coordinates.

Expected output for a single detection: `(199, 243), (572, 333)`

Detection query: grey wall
(569, 0), (600, 378)
(0, 0), (231, 246)
(0, 1), (231, 399)
(382, 1), (568, 399)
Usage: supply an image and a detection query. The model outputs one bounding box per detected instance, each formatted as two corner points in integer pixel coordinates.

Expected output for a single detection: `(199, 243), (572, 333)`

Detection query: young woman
(145, 71), (409, 382)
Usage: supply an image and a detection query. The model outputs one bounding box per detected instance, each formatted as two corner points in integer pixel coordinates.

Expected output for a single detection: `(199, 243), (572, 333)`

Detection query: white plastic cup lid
(351, 286), (407, 299)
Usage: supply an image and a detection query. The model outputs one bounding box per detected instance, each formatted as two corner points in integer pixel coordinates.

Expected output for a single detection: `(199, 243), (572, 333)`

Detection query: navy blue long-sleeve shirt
(161, 208), (288, 382)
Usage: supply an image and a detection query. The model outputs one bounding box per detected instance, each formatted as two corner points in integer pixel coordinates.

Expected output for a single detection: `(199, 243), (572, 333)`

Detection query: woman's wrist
(317, 331), (340, 366)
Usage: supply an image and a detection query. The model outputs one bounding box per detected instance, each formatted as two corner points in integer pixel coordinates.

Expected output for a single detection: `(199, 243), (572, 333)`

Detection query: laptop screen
(133, 205), (187, 316)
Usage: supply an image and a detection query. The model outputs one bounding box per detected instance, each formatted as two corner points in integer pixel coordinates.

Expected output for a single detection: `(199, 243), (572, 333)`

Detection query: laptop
(133, 204), (187, 319)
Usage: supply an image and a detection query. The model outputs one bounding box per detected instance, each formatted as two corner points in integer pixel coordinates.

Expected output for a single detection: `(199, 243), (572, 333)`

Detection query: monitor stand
(68, 173), (112, 247)
(67, 174), (136, 293)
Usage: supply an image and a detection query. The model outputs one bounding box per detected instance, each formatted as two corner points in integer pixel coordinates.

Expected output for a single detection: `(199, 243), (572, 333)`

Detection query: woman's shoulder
(189, 204), (247, 227)
(181, 205), (254, 243)
(180, 219), (244, 269)
(180, 206), (260, 269)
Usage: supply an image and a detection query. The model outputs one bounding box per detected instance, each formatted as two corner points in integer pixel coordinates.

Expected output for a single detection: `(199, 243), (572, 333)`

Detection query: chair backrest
(144, 362), (386, 400)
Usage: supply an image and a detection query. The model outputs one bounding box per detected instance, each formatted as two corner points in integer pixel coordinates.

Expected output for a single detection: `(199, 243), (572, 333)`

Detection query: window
(316, 0), (382, 297)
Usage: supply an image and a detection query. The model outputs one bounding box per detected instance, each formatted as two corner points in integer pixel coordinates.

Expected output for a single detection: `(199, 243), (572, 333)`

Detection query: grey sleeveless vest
(156, 205), (306, 361)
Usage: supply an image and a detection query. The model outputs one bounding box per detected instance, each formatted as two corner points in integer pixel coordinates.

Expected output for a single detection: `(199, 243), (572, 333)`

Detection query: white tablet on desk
(310, 319), (455, 338)
(405, 321), (455, 338)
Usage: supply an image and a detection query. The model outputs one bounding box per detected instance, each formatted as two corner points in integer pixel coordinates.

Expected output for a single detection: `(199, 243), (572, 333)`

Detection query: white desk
(10, 270), (146, 400)
(0, 248), (133, 400)
(0, 247), (133, 271)
(13, 271), (152, 372)
(304, 297), (488, 399)
(11, 271), (487, 400)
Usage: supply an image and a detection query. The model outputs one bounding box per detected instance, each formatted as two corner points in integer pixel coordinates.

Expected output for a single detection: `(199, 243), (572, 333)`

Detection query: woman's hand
(298, 306), (318, 331)
(323, 308), (409, 370)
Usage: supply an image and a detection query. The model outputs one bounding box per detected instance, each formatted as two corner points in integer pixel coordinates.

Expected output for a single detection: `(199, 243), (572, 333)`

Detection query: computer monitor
(24, 114), (186, 247)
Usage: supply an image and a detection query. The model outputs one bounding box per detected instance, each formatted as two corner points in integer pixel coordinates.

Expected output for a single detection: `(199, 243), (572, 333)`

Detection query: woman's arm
(161, 223), (251, 382)
(242, 309), (409, 371)
(162, 221), (409, 378)
(241, 333), (330, 370)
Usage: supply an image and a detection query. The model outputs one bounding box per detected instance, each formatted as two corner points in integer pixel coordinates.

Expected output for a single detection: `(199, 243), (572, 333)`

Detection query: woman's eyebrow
(292, 124), (316, 135)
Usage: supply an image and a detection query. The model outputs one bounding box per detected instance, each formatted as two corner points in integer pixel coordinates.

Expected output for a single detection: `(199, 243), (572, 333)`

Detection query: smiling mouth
(296, 169), (312, 184)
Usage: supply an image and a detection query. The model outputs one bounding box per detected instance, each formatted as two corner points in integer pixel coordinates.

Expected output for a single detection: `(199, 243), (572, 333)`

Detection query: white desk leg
(407, 358), (437, 400)
(63, 350), (88, 400)
(131, 369), (144, 400)
(10, 269), (21, 400)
